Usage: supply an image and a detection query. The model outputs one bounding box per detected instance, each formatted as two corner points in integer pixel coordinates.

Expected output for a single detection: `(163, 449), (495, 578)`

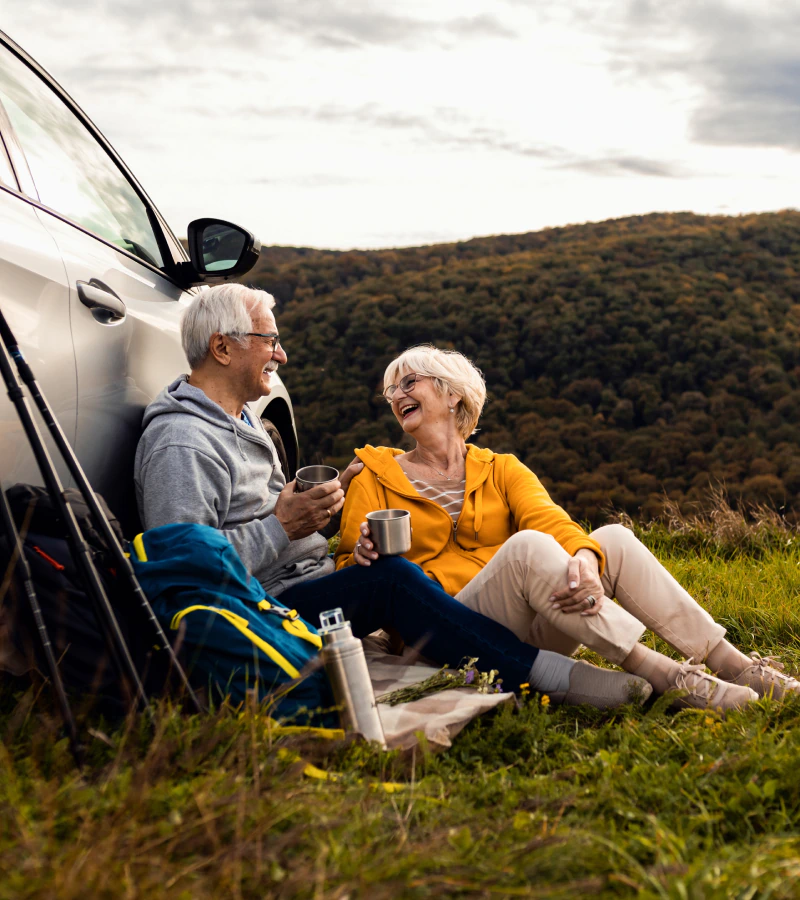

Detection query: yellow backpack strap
(170, 605), (301, 679)
(277, 747), (403, 790)
(282, 616), (322, 649)
(267, 719), (343, 739)
(132, 533), (147, 562)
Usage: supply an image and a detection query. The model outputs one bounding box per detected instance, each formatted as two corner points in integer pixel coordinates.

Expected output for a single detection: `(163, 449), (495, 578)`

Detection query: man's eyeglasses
(382, 372), (430, 402)
(231, 332), (281, 352)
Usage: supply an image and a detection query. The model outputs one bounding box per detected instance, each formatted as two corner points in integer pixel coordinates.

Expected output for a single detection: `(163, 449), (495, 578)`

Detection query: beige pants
(455, 524), (726, 665)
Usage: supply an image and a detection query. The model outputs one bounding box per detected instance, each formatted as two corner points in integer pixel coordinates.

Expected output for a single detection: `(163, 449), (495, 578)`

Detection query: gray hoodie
(134, 375), (333, 596)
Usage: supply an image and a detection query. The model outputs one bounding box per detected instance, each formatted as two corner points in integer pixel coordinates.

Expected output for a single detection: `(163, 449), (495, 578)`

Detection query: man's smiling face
(228, 306), (288, 403)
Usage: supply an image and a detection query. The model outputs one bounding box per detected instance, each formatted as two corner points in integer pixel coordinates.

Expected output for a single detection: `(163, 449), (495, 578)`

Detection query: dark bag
(7, 484), (124, 566)
(1, 485), (160, 714)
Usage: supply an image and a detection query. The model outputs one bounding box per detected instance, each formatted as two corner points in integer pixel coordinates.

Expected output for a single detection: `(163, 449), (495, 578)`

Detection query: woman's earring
(449, 407), (455, 414)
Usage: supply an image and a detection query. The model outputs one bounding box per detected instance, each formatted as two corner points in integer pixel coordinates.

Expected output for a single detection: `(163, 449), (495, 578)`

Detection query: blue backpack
(129, 523), (336, 725)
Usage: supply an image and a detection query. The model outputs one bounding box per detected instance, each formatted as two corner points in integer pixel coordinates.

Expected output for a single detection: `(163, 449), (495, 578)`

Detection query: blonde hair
(384, 345), (486, 439)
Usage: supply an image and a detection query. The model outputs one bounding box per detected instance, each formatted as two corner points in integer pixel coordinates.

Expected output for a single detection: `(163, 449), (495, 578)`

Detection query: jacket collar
(355, 443), (494, 495)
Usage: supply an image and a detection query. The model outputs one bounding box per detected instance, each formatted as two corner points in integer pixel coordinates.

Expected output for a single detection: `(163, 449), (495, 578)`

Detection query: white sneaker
(668, 659), (758, 712)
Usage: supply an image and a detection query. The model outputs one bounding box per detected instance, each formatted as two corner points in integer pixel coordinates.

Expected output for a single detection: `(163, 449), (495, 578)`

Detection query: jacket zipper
(376, 473), (482, 553)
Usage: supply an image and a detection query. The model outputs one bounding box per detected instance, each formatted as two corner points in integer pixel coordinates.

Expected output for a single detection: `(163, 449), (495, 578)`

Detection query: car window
(0, 44), (163, 268)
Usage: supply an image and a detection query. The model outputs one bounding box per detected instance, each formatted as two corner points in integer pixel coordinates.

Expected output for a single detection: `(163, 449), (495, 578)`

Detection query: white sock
(528, 649), (575, 695)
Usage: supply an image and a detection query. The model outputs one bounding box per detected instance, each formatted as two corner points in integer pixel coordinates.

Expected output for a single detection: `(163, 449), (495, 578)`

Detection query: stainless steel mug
(295, 464), (339, 492)
(319, 608), (387, 748)
(366, 509), (412, 556)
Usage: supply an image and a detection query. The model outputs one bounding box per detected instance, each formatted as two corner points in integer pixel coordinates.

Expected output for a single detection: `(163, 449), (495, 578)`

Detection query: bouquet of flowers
(376, 657), (503, 706)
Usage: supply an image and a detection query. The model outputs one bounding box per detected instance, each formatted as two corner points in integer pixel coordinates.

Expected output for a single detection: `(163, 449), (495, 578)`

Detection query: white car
(0, 30), (298, 534)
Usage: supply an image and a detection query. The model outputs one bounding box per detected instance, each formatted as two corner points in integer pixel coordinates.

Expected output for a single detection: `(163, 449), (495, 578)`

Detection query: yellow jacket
(335, 444), (604, 596)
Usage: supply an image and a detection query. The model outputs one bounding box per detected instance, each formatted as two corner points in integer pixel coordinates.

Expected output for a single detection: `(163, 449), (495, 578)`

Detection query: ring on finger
(586, 595), (597, 609)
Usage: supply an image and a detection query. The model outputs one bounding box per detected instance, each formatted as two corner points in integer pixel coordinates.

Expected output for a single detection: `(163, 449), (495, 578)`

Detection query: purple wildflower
(465, 670), (475, 685)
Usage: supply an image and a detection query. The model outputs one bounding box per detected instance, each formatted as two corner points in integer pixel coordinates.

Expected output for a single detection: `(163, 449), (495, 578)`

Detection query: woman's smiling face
(390, 368), (455, 436)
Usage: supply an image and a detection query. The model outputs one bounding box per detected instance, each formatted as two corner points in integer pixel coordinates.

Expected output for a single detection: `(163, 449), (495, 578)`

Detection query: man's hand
(548, 548), (605, 616)
(339, 458), (364, 496)
(274, 479), (344, 541)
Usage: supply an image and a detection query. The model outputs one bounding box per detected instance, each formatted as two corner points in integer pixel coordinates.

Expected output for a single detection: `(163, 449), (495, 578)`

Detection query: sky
(3, 0), (800, 250)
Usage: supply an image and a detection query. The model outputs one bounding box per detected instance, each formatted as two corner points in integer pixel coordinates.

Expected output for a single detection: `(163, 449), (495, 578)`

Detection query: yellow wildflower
(541, 695), (550, 707)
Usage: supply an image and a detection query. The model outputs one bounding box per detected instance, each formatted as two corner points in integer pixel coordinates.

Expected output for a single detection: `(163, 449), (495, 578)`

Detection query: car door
(0, 92), (77, 491)
(0, 39), (193, 533)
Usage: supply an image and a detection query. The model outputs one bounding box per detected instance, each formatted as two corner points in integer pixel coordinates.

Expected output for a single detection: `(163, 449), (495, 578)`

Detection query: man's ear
(208, 332), (233, 366)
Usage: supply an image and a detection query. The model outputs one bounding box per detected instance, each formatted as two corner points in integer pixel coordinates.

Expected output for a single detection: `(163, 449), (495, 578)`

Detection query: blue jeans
(281, 557), (539, 691)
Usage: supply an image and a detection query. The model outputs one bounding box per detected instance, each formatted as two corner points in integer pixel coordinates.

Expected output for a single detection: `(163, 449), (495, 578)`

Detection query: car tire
(261, 417), (291, 478)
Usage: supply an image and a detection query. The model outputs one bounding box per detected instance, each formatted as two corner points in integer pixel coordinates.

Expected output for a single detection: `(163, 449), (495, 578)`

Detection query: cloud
(688, 53), (800, 150)
(29, 0), (516, 51)
(226, 101), (682, 176)
(225, 102), (567, 159)
(251, 173), (367, 187)
(556, 155), (683, 177)
(447, 15), (517, 40)
(194, 99), (684, 178)
(602, 0), (800, 152)
(243, 3), (519, 49)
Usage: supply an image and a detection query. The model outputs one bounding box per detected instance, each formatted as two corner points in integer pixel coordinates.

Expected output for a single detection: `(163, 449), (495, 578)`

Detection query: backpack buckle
(258, 600), (298, 620)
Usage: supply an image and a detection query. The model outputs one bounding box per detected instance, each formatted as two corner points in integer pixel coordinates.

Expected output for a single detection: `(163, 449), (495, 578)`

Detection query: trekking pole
(0, 484), (83, 767)
(0, 309), (202, 714)
(0, 314), (150, 717)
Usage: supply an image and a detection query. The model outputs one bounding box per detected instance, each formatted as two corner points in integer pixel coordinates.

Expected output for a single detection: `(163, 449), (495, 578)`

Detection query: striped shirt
(408, 476), (466, 523)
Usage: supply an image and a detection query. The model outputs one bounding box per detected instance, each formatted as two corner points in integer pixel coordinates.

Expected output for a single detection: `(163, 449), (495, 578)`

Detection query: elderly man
(134, 284), (649, 709)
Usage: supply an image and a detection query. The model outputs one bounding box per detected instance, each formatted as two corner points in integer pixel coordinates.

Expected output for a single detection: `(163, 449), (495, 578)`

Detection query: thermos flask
(319, 608), (387, 749)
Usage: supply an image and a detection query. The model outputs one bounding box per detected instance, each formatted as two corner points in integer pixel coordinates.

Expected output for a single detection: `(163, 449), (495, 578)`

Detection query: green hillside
(248, 211), (800, 524)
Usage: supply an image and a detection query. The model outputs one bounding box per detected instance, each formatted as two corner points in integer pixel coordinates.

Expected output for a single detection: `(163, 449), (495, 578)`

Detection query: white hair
(384, 344), (486, 439)
(181, 284), (276, 368)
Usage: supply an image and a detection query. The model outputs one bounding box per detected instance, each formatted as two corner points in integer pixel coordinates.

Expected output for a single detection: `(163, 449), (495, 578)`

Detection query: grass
(5, 503), (800, 897)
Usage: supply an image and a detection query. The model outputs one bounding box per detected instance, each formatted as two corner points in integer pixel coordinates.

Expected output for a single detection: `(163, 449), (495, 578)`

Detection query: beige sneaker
(732, 652), (800, 700)
(555, 660), (654, 710)
(668, 660), (758, 712)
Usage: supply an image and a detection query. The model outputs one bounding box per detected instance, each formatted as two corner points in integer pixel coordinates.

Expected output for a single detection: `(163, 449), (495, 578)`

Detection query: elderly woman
(336, 345), (799, 712)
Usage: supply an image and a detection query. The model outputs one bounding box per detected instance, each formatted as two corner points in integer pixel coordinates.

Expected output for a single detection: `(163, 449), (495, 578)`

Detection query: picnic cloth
(363, 633), (515, 751)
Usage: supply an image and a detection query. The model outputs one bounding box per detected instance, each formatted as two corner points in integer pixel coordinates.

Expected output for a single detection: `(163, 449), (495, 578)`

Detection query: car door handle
(77, 280), (126, 324)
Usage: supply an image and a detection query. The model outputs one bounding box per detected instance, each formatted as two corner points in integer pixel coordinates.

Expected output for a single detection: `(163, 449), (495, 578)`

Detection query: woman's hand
(548, 548), (605, 616)
(353, 521), (380, 567)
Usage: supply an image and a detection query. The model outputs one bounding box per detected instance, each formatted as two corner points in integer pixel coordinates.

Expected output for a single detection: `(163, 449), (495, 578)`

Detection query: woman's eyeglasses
(382, 373), (430, 402)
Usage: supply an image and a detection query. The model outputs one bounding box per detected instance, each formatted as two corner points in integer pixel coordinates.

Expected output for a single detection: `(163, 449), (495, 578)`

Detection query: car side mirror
(176, 218), (261, 286)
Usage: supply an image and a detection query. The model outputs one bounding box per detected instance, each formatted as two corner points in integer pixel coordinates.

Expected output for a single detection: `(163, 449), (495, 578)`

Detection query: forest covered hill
(248, 211), (800, 525)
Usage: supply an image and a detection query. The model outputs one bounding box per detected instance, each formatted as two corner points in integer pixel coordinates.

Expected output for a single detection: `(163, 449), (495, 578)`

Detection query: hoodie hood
(143, 375), (262, 437)
(142, 375), (268, 462)
(141, 375), (230, 430)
